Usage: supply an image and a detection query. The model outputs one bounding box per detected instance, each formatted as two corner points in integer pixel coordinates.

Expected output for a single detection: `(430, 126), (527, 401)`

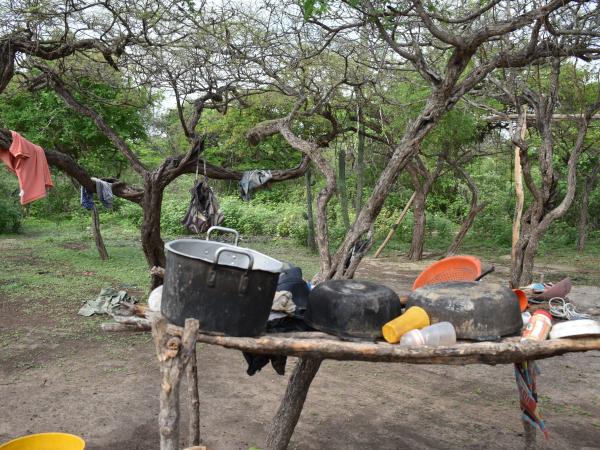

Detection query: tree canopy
(2, 0), (600, 286)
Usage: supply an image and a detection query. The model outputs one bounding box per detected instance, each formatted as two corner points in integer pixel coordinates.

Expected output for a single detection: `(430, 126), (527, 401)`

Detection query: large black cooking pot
(162, 227), (283, 336)
(406, 281), (522, 340)
(305, 280), (402, 340)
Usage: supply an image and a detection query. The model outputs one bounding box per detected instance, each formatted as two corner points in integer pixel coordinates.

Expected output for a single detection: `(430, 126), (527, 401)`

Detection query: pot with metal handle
(206, 225), (240, 246)
(161, 229), (283, 336)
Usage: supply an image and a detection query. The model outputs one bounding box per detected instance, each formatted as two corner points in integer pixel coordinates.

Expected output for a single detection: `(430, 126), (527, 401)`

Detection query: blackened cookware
(305, 279), (402, 340)
(162, 227), (283, 336)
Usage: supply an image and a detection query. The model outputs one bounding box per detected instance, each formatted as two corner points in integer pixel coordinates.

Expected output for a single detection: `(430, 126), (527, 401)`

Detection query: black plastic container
(162, 230), (283, 336)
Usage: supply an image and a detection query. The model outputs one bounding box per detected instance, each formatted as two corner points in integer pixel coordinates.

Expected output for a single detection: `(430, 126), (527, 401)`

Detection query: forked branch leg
(265, 357), (322, 450)
(152, 318), (199, 450)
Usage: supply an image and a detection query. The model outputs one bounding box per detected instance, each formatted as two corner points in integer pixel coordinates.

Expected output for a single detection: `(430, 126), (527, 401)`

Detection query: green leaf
(302, 0), (316, 20)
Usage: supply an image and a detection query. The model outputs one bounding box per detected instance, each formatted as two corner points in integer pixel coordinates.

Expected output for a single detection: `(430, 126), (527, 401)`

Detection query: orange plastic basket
(412, 256), (482, 290)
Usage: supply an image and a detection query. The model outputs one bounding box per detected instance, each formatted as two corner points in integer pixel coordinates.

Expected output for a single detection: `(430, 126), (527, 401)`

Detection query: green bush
(219, 195), (307, 242)
(0, 170), (22, 233)
(373, 206), (414, 245)
(160, 198), (189, 235)
(0, 197), (22, 233)
(540, 221), (579, 251)
(426, 212), (455, 241)
(27, 174), (81, 220)
(115, 200), (143, 227)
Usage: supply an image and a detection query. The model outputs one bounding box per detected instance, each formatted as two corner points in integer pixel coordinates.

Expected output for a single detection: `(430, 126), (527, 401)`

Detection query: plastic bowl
(412, 256), (482, 290)
(513, 289), (529, 312)
(0, 433), (85, 450)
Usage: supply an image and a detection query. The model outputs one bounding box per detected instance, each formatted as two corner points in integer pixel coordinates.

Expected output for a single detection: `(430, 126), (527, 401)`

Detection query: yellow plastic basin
(0, 433), (85, 450)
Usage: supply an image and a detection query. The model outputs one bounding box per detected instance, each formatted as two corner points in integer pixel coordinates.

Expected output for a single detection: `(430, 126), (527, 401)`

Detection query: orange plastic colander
(412, 256), (482, 290)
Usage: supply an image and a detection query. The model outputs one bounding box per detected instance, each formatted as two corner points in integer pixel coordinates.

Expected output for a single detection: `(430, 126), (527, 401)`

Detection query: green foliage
(25, 173), (82, 220)
(301, 0), (328, 20)
(0, 197), (21, 233)
(0, 76), (149, 177)
(160, 198), (189, 236)
(219, 196), (307, 243)
(116, 201), (143, 228)
(0, 169), (22, 232)
(197, 93), (300, 171)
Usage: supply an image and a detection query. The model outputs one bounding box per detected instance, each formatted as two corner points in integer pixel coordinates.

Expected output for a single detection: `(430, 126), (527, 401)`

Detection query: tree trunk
(327, 126), (434, 278)
(577, 163), (600, 252)
(578, 186), (590, 253)
(305, 168), (317, 253)
(511, 220), (530, 288)
(91, 203), (109, 260)
(512, 106), (527, 265)
(447, 204), (485, 256)
(519, 230), (542, 286)
(142, 176), (166, 289)
(265, 357), (322, 450)
(510, 91), (599, 286)
(354, 106), (365, 215)
(407, 191), (426, 261)
(338, 149), (351, 231)
(447, 166), (486, 256)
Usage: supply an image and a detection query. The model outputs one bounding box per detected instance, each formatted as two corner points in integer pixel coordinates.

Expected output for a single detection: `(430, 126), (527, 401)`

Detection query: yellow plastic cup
(0, 433), (85, 450)
(382, 306), (430, 344)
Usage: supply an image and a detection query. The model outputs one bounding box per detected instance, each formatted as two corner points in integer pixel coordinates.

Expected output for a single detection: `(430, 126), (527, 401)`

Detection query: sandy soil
(1, 257), (600, 449)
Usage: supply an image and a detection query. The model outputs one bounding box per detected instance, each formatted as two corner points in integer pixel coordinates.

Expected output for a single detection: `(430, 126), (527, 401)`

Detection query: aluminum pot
(161, 227), (283, 336)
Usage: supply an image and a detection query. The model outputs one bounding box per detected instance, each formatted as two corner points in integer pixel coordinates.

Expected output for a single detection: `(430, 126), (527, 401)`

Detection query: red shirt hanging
(0, 131), (53, 204)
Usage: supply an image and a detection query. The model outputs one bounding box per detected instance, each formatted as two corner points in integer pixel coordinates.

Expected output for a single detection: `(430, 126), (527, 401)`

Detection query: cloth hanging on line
(94, 178), (113, 208)
(239, 169), (273, 201)
(80, 177), (114, 210)
(80, 187), (95, 209)
(0, 131), (53, 204)
(181, 179), (224, 234)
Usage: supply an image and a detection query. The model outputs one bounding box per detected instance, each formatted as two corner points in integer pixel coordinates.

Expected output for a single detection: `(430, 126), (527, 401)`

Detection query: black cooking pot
(162, 227), (283, 336)
(305, 280), (402, 340)
(406, 281), (522, 340)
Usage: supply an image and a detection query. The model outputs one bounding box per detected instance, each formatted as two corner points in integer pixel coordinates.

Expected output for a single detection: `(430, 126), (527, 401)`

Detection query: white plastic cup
(400, 322), (456, 347)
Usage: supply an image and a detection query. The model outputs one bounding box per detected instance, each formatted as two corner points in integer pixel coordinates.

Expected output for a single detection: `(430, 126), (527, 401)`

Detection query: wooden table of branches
(131, 316), (600, 450)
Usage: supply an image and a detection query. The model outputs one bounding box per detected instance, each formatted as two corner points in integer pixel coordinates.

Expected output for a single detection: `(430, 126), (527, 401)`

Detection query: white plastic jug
(400, 321), (456, 346)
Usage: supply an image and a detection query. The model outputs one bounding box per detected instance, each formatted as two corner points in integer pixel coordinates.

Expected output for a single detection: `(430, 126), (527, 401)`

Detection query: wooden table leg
(187, 349), (201, 447)
(265, 357), (322, 450)
(152, 317), (199, 450)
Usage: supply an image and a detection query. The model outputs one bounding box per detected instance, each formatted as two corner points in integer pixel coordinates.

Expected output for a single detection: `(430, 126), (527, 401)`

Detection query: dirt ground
(1, 254), (600, 449)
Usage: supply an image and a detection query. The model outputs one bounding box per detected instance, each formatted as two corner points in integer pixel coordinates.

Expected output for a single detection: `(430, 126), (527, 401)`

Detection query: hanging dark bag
(181, 180), (224, 234)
